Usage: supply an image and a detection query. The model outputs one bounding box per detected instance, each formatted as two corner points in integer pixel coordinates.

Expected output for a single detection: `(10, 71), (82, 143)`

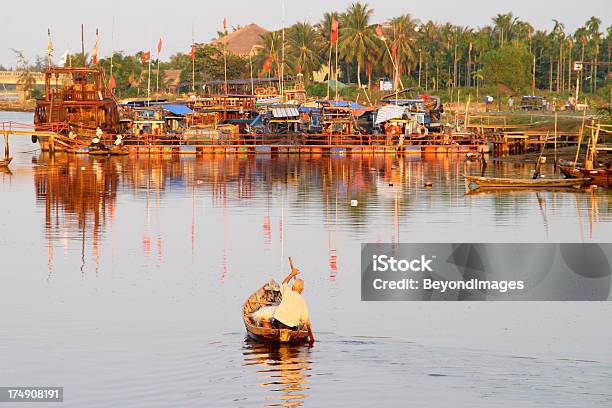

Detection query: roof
(210, 23), (268, 56)
(317, 100), (366, 109)
(271, 106), (300, 118)
(163, 70), (182, 87)
(163, 104), (193, 115)
(375, 105), (409, 124)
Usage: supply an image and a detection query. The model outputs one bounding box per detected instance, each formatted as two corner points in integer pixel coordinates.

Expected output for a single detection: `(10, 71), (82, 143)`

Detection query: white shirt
(273, 283), (309, 327)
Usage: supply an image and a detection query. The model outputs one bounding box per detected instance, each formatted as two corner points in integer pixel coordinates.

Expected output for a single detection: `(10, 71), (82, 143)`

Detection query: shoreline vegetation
(2, 3), (610, 111)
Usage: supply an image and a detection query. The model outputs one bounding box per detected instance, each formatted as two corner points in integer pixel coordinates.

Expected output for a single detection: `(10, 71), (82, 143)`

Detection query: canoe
(242, 280), (309, 343)
(559, 164), (585, 179)
(465, 186), (583, 196)
(0, 157), (12, 168)
(464, 174), (589, 188)
(88, 147), (110, 156)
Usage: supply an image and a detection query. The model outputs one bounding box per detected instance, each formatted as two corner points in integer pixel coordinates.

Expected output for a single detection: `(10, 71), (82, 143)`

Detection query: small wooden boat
(110, 145), (129, 155)
(559, 164), (585, 179)
(464, 174), (589, 188)
(0, 157), (12, 168)
(88, 145), (110, 156)
(242, 280), (309, 343)
(577, 168), (611, 185)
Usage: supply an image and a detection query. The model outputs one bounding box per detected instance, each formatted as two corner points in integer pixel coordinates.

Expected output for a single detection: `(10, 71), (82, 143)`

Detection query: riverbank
(0, 101), (35, 112)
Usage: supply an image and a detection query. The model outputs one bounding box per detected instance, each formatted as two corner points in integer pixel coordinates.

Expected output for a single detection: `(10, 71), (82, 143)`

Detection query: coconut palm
(492, 12), (518, 47)
(287, 22), (324, 82)
(384, 14), (420, 84)
(339, 2), (380, 88)
(254, 31), (282, 78)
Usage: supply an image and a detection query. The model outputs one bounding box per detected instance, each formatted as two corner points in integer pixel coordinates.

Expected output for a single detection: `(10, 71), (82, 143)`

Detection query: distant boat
(242, 280), (309, 343)
(464, 174), (589, 188)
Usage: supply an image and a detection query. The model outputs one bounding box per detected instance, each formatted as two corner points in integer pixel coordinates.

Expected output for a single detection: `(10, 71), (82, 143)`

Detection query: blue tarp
(316, 100), (366, 109)
(163, 104), (193, 115)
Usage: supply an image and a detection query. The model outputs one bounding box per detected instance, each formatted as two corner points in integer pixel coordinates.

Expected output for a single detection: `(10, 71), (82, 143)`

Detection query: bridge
(0, 70), (70, 101)
(0, 71), (48, 86)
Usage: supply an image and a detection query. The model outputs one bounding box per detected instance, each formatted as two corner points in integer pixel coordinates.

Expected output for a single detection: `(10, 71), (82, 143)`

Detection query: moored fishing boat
(464, 174), (589, 188)
(242, 280), (309, 343)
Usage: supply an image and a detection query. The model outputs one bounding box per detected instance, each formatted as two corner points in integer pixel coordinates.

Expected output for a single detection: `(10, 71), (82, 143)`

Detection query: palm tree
(254, 31), (282, 78)
(385, 14), (420, 86)
(287, 22), (324, 82)
(492, 12), (518, 47)
(339, 2), (380, 88)
(551, 19), (565, 93)
(585, 17), (602, 91)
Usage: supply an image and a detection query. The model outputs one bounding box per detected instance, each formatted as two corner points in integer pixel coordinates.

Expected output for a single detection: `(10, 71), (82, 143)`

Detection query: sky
(1, 0), (610, 67)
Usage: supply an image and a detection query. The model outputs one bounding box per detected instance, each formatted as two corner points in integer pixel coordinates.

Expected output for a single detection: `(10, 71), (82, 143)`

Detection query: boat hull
(242, 280), (309, 344)
(464, 174), (588, 188)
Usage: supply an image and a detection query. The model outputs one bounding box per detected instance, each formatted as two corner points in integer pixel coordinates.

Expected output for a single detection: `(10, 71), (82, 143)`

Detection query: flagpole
(191, 23), (195, 94)
(249, 50), (254, 95)
(156, 38), (161, 96)
(110, 18), (115, 78)
(334, 40), (338, 100)
(281, 0), (285, 98)
(223, 28), (228, 94)
(147, 49), (152, 105)
(326, 41), (332, 99)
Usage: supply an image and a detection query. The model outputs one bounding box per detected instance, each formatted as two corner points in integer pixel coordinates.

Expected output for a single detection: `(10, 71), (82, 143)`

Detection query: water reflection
(29, 152), (612, 272)
(242, 340), (311, 407)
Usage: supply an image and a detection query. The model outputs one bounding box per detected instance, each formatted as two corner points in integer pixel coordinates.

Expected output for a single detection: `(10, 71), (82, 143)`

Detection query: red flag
(330, 17), (339, 44)
(391, 41), (397, 60)
(108, 74), (116, 91)
(263, 55), (273, 72)
(581, 34), (587, 45)
(297, 60), (302, 74)
(190, 45), (195, 60)
(223, 17), (227, 32)
(375, 25), (385, 40)
(157, 38), (163, 54)
(141, 51), (151, 64)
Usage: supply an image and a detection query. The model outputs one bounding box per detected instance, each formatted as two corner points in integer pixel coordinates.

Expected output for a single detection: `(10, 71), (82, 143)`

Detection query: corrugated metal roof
(271, 107), (300, 118)
(375, 105), (408, 124)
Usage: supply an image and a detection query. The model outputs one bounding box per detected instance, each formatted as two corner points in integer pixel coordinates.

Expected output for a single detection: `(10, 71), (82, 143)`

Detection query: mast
(281, 0), (285, 97)
(191, 23), (195, 94)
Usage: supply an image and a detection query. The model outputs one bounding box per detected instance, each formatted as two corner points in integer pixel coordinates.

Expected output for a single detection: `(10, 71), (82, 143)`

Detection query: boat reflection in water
(242, 340), (311, 407)
(31, 152), (611, 275)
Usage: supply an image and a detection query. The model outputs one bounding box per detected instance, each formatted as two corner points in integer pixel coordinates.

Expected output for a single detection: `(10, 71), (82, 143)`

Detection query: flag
(47, 29), (54, 58)
(141, 51), (151, 64)
(108, 74), (116, 91)
(297, 60), (302, 74)
(263, 55), (273, 72)
(375, 25), (385, 41)
(330, 17), (339, 44)
(190, 45), (195, 60)
(92, 29), (99, 64)
(527, 27), (532, 41)
(59, 49), (70, 66)
(391, 41), (397, 60)
(157, 38), (163, 54)
(581, 34), (587, 45)
(223, 17), (227, 33)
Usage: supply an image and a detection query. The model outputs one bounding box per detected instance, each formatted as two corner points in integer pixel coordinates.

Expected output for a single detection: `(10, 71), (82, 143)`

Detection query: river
(1, 111), (611, 407)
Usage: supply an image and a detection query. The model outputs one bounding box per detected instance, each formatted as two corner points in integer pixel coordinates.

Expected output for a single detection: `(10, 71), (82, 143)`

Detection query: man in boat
(271, 267), (315, 343)
(114, 134), (124, 146)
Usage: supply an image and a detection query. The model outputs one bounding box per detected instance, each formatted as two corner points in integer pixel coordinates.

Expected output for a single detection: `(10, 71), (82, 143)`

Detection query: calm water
(1, 111), (611, 407)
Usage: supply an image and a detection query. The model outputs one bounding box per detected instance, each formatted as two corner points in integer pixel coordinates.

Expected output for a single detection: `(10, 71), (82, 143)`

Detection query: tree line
(10, 3), (612, 101)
